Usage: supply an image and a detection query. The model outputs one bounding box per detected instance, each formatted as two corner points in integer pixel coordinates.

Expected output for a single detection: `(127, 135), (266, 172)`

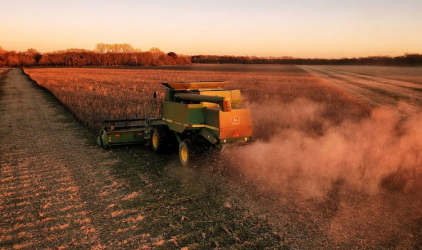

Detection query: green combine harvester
(97, 81), (253, 166)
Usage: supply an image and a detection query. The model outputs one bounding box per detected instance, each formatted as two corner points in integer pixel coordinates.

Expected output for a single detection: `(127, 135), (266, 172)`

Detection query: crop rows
(24, 66), (370, 138)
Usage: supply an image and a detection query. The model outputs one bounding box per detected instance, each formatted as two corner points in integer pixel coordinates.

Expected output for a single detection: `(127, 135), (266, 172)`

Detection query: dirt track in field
(300, 65), (422, 110)
(0, 69), (155, 249)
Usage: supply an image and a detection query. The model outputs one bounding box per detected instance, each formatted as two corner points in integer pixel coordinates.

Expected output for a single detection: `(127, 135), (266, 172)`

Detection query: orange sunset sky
(1, 0), (421, 58)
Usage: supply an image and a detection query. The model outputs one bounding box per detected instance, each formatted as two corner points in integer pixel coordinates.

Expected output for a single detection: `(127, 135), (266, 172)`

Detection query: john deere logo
(231, 116), (240, 125)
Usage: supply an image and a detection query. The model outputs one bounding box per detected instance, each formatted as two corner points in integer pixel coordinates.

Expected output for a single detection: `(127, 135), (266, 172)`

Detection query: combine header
(98, 81), (253, 166)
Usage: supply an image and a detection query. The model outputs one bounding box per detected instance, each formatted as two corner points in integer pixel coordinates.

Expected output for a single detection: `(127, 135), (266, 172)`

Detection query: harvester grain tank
(98, 81), (253, 166)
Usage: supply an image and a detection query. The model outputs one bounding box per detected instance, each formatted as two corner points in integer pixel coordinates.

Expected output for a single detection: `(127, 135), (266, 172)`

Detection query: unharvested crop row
(0, 68), (7, 76)
(0, 68), (9, 90)
(24, 67), (371, 138)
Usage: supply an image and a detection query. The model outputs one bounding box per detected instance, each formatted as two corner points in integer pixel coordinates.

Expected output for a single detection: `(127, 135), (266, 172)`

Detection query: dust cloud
(224, 99), (422, 246)
(228, 99), (422, 198)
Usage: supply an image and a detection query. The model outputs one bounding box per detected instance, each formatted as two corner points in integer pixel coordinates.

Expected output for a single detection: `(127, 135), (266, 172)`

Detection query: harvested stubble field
(2, 65), (421, 249)
(300, 65), (422, 109)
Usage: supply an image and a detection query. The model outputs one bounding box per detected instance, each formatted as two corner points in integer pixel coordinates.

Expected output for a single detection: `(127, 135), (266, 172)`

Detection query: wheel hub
(180, 146), (188, 162)
(152, 132), (158, 148)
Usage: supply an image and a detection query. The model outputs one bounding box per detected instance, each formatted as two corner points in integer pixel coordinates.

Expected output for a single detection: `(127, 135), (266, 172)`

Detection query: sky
(1, 0), (421, 58)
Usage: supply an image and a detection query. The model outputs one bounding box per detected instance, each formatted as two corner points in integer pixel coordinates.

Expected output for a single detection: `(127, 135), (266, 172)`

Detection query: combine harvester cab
(98, 81), (253, 166)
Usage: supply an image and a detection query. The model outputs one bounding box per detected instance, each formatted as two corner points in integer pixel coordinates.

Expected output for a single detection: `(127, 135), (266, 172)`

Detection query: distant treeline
(192, 54), (422, 66)
(0, 43), (191, 67)
(2, 43), (421, 67)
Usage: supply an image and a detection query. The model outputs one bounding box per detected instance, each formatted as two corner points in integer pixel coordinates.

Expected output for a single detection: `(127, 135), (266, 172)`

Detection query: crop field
(2, 65), (422, 249)
(24, 66), (370, 138)
(0, 68), (8, 79)
(0, 68), (9, 92)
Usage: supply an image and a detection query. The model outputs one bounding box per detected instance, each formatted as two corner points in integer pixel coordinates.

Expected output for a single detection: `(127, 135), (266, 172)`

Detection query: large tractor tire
(151, 125), (170, 153)
(179, 139), (196, 167)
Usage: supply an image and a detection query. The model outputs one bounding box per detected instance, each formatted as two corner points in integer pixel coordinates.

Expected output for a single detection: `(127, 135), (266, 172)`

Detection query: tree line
(1, 43), (421, 67)
(192, 54), (422, 66)
(0, 43), (191, 67)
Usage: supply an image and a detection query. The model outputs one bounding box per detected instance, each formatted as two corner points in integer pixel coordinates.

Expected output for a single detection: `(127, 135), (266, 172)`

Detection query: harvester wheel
(179, 139), (195, 167)
(151, 125), (170, 153)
